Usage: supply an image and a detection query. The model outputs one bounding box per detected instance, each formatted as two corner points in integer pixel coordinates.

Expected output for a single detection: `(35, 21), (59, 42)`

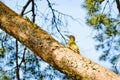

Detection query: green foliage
(0, 71), (11, 80)
(0, 76), (11, 80)
(87, 14), (111, 26)
(84, 0), (99, 15)
(83, 0), (120, 74)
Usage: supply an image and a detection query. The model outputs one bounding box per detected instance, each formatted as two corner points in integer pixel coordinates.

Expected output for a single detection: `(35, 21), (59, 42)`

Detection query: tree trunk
(0, 2), (120, 80)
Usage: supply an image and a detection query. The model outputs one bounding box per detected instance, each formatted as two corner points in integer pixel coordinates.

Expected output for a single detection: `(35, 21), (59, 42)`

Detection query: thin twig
(18, 47), (27, 67)
(46, 0), (67, 43)
(31, 0), (36, 22)
(102, 0), (109, 13)
(15, 40), (20, 80)
(20, 0), (32, 16)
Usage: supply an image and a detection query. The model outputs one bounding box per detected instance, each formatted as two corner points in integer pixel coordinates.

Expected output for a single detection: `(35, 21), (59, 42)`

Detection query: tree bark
(0, 2), (120, 80)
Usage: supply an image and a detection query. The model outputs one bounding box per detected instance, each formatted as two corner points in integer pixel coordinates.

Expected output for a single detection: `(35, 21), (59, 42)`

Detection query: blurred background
(0, 0), (120, 80)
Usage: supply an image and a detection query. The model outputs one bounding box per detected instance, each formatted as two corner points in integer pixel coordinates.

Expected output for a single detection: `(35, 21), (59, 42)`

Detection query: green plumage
(66, 35), (80, 54)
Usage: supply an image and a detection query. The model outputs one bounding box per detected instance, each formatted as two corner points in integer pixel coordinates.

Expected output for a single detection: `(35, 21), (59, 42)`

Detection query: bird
(66, 35), (80, 54)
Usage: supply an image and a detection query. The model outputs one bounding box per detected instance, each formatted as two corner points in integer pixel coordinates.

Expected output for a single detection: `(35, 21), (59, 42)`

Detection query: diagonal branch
(20, 0), (32, 16)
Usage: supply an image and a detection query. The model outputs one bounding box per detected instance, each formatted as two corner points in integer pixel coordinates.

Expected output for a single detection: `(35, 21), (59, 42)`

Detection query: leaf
(103, 17), (110, 25)
(88, 15), (98, 25)
(86, 0), (93, 4)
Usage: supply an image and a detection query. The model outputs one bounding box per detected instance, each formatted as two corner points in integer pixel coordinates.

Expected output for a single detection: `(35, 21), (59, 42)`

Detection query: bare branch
(19, 47), (27, 67)
(15, 40), (20, 80)
(31, 0), (36, 22)
(20, 0), (32, 16)
(46, 0), (67, 43)
(116, 0), (120, 14)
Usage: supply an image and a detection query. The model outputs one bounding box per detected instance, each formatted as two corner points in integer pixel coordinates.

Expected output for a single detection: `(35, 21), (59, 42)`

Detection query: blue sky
(2, 0), (112, 69)
(50, 0), (112, 68)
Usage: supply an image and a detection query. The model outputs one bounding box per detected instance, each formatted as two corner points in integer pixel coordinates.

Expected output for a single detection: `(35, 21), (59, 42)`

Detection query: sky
(49, 0), (112, 68)
(1, 0), (112, 70)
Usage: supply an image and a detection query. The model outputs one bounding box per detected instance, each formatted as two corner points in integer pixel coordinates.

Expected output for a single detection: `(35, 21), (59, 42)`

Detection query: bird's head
(66, 35), (75, 41)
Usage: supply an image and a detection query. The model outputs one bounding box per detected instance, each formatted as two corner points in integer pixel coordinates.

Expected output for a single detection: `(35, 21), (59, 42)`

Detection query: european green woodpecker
(66, 35), (80, 54)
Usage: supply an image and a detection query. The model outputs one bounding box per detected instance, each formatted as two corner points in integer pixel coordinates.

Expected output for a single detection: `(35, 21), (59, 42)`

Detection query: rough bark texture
(0, 2), (120, 80)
